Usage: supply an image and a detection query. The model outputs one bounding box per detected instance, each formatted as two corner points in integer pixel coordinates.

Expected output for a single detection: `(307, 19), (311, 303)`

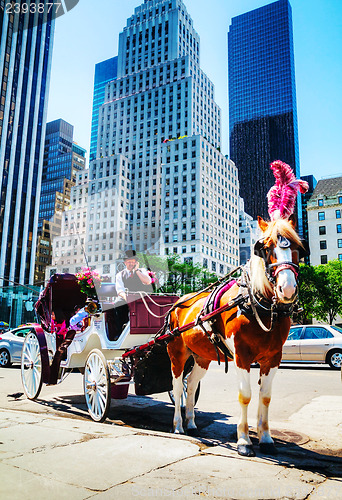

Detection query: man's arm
(116, 271), (127, 301)
(135, 267), (152, 285)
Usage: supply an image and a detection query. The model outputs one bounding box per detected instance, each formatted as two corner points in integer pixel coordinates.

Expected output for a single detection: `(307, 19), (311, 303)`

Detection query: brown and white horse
(167, 216), (304, 456)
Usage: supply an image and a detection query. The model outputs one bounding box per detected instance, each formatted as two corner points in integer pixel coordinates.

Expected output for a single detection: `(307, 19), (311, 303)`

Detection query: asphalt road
(1, 361), (341, 439)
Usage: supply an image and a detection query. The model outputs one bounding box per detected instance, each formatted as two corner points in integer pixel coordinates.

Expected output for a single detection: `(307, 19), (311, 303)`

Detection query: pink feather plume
(267, 160), (309, 220)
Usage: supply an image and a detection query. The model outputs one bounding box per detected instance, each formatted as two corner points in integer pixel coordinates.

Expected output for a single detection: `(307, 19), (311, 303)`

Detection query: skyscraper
(39, 119), (86, 227)
(228, 0), (300, 224)
(96, 0), (239, 272)
(0, 5), (55, 286)
(89, 57), (117, 162)
(35, 119), (86, 284)
(50, 0), (240, 278)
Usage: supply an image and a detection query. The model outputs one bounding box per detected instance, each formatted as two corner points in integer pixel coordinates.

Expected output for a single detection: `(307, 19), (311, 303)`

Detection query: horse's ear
(257, 216), (268, 232)
(288, 214), (297, 228)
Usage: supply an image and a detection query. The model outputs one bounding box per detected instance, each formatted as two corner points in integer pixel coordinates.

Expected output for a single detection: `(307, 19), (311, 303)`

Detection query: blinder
(277, 234), (291, 248)
(254, 239), (267, 258)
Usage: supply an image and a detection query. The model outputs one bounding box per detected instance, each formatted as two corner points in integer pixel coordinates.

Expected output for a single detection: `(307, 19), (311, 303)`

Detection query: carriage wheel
(21, 332), (43, 400)
(84, 349), (111, 422)
(168, 358), (200, 408)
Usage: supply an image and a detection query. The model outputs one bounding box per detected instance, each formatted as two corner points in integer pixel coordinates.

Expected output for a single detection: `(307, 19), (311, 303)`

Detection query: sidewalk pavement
(1, 396), (342, 500)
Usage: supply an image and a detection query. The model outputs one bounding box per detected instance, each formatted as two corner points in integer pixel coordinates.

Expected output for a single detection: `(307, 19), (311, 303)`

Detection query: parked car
(282, 324), (342, 369)
(0, 325), (39, 367)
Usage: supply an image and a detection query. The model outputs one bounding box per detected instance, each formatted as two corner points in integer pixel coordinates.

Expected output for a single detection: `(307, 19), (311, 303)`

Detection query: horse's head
(253, 216), (309, 304)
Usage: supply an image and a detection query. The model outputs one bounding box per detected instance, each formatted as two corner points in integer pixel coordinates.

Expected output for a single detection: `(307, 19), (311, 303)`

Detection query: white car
(282, 324), (342, 369)
(0, 325), (38, 367)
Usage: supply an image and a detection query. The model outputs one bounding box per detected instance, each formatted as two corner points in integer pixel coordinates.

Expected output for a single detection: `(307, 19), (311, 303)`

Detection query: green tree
(138, 253), (218, 296)
(314, 260), (342, 325)
(297, 264), (318, 323)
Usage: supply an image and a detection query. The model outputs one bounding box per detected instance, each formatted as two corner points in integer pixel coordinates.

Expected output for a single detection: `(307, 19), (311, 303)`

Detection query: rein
(243, 268), (278, 333)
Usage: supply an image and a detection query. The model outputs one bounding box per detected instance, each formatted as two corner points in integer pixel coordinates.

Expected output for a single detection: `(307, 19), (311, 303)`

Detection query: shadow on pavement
(29, 392), (342, 479)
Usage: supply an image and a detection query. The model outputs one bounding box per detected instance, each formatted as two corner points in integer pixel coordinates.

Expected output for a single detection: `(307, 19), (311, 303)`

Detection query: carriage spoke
(21, 333), (42, 400)
(84, 350), (110, 422)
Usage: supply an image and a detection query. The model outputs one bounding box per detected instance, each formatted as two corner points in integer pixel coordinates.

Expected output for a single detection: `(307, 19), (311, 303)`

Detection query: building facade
(301, 174), (317, 264)
(0, 2), (55, 287)
(307, 176), (342, 265)
(48, 156), (130, 278)
(160, 136), (238, 271)
(89, 57), (118, 162)
(228, 0), (301, 226)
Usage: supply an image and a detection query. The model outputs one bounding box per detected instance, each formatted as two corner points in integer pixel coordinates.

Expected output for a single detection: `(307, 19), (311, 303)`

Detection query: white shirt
(115, 268), (151, 295)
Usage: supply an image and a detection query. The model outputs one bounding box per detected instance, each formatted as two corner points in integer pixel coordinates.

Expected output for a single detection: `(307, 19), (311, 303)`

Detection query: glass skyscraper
(35, 119), (86, 284)
(89, 56), (117, 162)
(228, 0), (300, 224)
(39, 119), (86, 226)
(0, 3), (55, 286)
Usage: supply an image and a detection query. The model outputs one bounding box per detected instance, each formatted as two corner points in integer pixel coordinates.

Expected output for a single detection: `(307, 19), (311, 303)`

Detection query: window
(303, 327), (333, 340)
(338, 239), (342, 248)
(337, 224), (342, 233)
(320, 240), (327, 250)
(287, 327), (303, 341)
(336, 210), (341, 219)
(339, 196), (342, 204)
(320, 255), (327, 264)
(318, 212), (325, 221)
(318, 199), (324, 207)
(319, 226), (326, 235)
(339, 254), (342, 261)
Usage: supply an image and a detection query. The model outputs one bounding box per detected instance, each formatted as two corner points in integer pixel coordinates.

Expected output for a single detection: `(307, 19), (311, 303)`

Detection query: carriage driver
(116, 249), (153, 301)
(113, 249), (153, 338)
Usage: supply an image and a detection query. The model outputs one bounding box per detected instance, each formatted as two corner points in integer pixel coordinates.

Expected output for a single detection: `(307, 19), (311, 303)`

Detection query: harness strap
(243, 269), (277, 332)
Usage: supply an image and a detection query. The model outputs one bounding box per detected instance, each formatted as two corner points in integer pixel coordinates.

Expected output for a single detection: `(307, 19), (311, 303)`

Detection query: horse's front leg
(172, 372), (186, 434)
(185, 360), (209, 435)
(257, 366), (278, 455)
(236, 366), (255, 456)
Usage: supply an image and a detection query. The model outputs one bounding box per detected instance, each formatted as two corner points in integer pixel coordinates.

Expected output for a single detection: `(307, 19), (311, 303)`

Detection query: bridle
(254, 234), (301, 286)
(249, 233), (307, 332)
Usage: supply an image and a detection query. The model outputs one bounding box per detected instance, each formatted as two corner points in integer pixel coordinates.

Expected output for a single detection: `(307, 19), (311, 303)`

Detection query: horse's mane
(250, 218), (302, 298)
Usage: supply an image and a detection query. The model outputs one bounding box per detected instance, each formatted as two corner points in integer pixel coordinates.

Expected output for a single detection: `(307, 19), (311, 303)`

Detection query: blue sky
(47, 0), (342, 181)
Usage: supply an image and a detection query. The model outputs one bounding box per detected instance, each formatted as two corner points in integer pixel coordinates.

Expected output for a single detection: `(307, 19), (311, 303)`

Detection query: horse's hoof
(187, 427), (199, 437)
(259, 442), (278, 455)
(237, 444), (255, 457)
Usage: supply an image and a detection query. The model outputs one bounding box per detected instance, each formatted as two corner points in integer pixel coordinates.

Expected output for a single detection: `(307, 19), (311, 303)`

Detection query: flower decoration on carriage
(75, 267), (102, 298)
(267, 160), (309, 220)
(148, 270), (157, 284)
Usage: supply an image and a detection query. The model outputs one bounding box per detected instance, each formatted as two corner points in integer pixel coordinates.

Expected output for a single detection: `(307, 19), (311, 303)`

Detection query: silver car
(0, 325), (38, 367)
(282, 324), (342, 369)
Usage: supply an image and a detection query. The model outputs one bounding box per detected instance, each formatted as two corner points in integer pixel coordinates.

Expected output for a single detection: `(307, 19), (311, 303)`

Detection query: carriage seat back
(98, 283), (117, 299)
